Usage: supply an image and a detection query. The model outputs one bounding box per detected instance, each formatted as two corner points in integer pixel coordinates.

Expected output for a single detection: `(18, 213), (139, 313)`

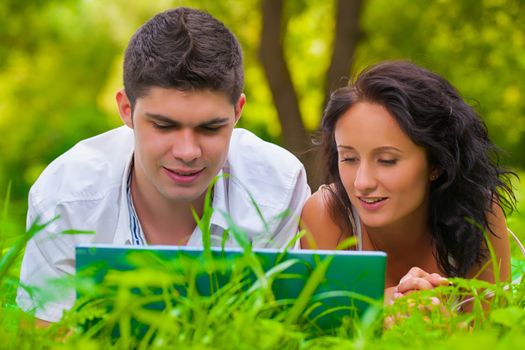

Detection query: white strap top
(319, 184), (363, 250)
(349, 205), (363, 251)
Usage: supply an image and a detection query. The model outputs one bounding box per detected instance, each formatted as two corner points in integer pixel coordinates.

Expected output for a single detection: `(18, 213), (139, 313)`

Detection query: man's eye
(152, 122), (172, 129)
(201, 125), (222, 132)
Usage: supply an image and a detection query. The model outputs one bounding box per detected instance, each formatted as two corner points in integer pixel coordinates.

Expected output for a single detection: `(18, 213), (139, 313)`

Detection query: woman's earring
(430, 174), (438, 181)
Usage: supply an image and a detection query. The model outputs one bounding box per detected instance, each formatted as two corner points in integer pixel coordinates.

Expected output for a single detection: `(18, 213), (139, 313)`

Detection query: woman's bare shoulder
(302, 186), (331, 215)
(300, 185), (345, 249)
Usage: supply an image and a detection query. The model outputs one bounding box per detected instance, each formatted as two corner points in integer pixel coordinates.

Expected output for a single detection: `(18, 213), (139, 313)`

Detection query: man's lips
(166, 168), (204, 176)
(163, 167), (205, 183)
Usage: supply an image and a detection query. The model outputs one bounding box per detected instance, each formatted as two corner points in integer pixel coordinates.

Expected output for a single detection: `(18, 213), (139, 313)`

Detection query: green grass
(507, 172), (525, 264)
(2, 175), (525, 349)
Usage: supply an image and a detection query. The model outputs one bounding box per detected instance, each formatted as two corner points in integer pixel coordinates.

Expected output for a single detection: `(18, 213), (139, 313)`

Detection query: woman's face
(334, 102), (435, 230)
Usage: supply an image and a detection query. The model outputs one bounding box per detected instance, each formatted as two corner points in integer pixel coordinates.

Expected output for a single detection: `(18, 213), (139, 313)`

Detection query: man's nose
(171, 129), (202, 163)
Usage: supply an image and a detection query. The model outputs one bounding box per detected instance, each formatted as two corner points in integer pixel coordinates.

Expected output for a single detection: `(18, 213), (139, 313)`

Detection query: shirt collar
(126, 164), (147, 246)
(112, 150), (135, 245)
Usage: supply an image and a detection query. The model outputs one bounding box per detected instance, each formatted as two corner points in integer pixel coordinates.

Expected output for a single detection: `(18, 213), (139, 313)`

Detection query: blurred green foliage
(1, 0), (524, 219)
(354, 0), (525, 167)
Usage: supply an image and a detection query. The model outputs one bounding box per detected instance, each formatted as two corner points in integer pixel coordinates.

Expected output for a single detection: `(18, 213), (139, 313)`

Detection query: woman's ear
(116, 89), (134, 128)
(429, 167), (441, 181)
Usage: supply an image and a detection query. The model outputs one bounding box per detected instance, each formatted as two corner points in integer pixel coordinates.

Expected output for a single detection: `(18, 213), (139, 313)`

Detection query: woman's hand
(393, 267), (450, 299)
(384, 267), (450, 304)
(384, 267), (452, 329)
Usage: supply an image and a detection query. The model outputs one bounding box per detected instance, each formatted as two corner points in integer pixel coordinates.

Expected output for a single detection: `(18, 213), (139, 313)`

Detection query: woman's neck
(361, 215), (441, 286)
(363, 213), (432, 259)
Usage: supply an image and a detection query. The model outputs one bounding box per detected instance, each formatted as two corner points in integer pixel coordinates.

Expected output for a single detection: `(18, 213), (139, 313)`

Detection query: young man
(17, 7), (310, 324)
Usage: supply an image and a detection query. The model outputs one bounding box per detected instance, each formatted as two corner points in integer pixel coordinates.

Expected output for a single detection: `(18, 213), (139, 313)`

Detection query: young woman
(301, 61), (516, 302)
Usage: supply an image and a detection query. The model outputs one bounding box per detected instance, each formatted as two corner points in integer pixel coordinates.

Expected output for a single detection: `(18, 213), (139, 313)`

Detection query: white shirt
(17, 126), (310, 322)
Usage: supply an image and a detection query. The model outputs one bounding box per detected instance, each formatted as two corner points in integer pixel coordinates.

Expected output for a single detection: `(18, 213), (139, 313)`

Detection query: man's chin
(162, 186), (209, 205)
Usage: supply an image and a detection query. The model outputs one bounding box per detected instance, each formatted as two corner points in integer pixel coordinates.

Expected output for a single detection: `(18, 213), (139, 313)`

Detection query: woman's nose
(353, 162), (377, 192)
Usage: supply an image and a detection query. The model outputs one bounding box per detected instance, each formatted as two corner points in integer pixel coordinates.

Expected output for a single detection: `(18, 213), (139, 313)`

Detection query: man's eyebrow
(145, 113), (231, 126)
(145, 113), (178, 124)
(200, 117), (231, 126)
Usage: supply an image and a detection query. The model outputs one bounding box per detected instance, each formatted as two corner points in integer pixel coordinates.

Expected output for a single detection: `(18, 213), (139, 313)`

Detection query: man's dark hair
(123, 7), (244, 106)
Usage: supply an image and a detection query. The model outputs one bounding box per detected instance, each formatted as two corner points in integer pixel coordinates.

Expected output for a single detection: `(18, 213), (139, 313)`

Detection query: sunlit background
(1, 0), (524, 232)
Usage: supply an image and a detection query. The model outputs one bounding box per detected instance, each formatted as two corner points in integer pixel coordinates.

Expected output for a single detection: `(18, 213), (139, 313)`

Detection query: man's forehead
(138, 86), (234, 103)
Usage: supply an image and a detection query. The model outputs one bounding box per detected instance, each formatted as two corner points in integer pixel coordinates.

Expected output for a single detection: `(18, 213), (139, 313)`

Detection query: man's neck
(130, 170), (206, 246)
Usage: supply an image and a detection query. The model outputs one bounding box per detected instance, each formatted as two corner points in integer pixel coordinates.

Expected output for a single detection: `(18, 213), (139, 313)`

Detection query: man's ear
(116, 89), (134, 129)
(234, 93), (246, 125)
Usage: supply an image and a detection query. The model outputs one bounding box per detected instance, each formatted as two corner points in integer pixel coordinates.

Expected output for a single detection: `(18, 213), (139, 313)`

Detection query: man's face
(117, 87), (244, 207)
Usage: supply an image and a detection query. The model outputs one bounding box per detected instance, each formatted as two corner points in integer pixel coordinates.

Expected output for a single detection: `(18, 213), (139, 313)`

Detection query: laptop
(76, 244), (386, 331)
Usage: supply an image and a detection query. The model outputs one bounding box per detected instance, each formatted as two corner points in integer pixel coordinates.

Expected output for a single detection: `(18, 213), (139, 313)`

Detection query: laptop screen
(76, 244), (386, 331)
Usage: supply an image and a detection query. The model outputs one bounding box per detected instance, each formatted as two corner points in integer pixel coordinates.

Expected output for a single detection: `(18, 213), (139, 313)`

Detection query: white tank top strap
(319, 184), (362, 250)
(318, 184), (330, 191)
(349, 205), (363, 251)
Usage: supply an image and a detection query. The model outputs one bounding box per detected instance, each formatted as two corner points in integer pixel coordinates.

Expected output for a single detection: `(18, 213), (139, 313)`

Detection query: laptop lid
(76, 244), (386, 330)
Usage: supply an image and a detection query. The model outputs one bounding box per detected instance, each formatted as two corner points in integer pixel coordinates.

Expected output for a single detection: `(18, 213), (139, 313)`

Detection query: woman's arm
(389, 201), (510, 305)
(300, 188), (349, 249)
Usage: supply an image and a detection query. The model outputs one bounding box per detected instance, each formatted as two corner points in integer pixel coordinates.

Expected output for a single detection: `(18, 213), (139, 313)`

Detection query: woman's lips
(357, 196), (388, 211)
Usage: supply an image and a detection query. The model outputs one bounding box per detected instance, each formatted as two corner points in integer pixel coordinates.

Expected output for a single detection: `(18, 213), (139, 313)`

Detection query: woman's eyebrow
(336, 145), (355, 150)
(336, 145), (403, 152)
(374, 146), (403, 152)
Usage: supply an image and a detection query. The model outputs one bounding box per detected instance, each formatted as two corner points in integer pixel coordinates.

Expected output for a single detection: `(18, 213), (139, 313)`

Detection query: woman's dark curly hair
(320, 60), (516, 277)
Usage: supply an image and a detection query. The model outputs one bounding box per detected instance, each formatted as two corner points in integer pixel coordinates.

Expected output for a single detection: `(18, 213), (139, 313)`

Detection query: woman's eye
(379, 159), (397, 165)
(340, 157), (357, 163)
